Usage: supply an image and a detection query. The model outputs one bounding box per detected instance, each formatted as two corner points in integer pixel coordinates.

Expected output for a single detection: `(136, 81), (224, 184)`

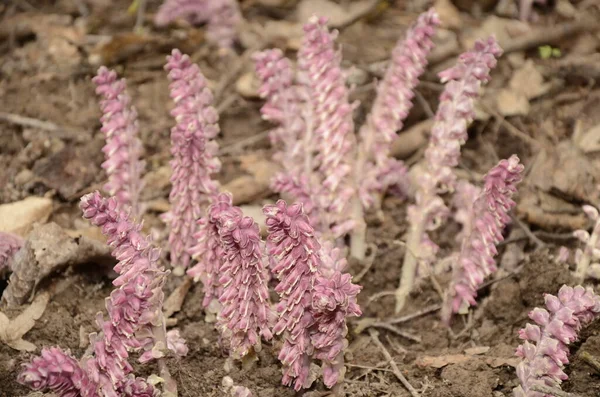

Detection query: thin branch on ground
(354, 243), (378, 282)
(512, 215), (546, 249)
(580, 351), (600, 373)
(369, 329), (420, 397)
(387, 304), (441, 325)
(369, 323), (421, 343)
(0, 112), (87, 141)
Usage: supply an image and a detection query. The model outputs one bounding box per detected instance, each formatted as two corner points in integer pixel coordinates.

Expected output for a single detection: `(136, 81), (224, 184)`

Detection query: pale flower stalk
(573, 204), (600, 283)
(395, 37), (503, 313)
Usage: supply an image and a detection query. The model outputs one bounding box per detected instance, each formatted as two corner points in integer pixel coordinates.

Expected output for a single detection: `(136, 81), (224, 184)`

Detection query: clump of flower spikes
(441, 155), (524, 324)
(93, 66), (145, 219)
(18, 192), (180, 397)
(513, 285), (600, 397)
(395, 36), (503, 313)
(155, 0), (241, 49)
(0, 231), (23, 272)
(263, 200), (361, 390)
(163, 49), (221, 273)
(573, 205), (600, 283)
(254, 10), (440, 259)
(211, 193), (274, 360)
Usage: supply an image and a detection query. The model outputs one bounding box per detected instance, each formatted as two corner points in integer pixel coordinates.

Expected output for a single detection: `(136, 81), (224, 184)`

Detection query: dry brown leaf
(236, 71), (260, 98)
(574, 124), (600, 154)
(296, 0), (377, 28)
(2, 223), (111, 307)
(509, 60), (551, 100)
(0, 292), (49, 352)
(416, 354), (471, 368)
(461, 16), (529, 50)
(496, 89), (530, 116)
(0, 197), (53, 237)
(434, 0), (462, 29)
(464, 346), (490, 355)
(163, 278), (193, 319)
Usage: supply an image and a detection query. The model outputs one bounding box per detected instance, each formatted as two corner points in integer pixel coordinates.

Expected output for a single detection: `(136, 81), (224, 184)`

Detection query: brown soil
(2, 0), (600, 396)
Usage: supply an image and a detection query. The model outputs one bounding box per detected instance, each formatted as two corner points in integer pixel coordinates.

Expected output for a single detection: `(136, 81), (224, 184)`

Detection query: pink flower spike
(164, 49), (221, 272)
(263, 200), (321, 390)
(311, 270), (361, 388)
(357, 8), (439, 208)
(93, 67), (145, 219)
(18, 347), (97, 397)
(395, 36), (502, 314)
(297, 15), (356, 238)
(155, 0), (240, 49)
(0, 231), (23, 272)
(187, 193), (232, 309)
(441, 155), (524, 324)
(214, 193), (274, 359)
(513, 285), (600, 397)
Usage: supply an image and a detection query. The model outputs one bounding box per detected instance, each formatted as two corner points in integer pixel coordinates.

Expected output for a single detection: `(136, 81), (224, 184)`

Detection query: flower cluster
(187, 193), (232, 309)
(164, 49), (221, 272)
(441, 155), (524, 324)
(0, 231), (23, 272)
(93, 67), (145, 219)
(264, 200), (361, 390)
(573, 205), (600, 283)
(311, 271), (361, 388)
(214, 193), (274, 359)
(155, 0), (240, 48)
(357, 8), (439, 209)
(514, 285), (600, 397)
(18, 192), (179, 397)
(395, 36), (503, 313)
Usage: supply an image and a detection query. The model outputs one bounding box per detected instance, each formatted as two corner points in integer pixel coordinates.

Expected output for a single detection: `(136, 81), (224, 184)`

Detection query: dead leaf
(2, 223), (111, 307)
(496, 89), (530, 116)
(509, 60), (551, 100)
(434, 0), (462, 29)
(236, 71), (260, 98)
(164, 278), (193, 319)
(297, 0), (378, 28)
(240, 205), (269, 234)
(0, 197), (53, 237)
(461, 16), (529, 50)
(574, 123), (600, 154)
(416, 354), (471, 368)
(464, 346), (490, 355)
(0, 292), (49, 351)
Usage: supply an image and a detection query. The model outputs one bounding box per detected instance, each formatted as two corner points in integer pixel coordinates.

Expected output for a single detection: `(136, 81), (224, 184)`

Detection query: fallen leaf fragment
(2, 223), (111, 307)
(0, 197), (53, 237)
(509, 60), (551, 100)
(164, 278), (193, 319)
(0, 292), (49, 351)
(297, 0), (378, 28)
(496, 89), (530, 116)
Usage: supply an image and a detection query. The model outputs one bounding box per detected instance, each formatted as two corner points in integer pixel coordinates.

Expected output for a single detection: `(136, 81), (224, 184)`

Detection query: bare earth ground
(2, 0), (600, 396)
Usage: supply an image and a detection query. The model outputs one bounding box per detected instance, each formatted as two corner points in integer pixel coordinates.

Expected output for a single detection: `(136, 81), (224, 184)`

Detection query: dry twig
(368, 329), (420, 397)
